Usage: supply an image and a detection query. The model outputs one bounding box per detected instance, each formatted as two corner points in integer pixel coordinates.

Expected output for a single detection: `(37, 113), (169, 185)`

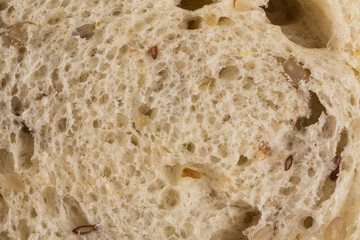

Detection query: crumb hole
(148, 178), (166, 193)
(283, 59), (310, 87)
(0, 194), (8, 224)
(164, 164), (182, 185)
(181, 223), (194, 239)
(105, 132), (115, 144)
(63, 196), (88, 225)
(218, 17), (234, 26)
(0, 74), (10, 90)
(237, 155), (248, 166)
(48, 12), (64, 25)
(93, 119), (102, 128)
(117, 113), (128, 128)
(102, 166), (112, 177)
(205, 14), (218, 26)
(263, 0), (302, 25)
(289, 176), (301, 184)
(0, 231), (10, 240)
(112, 10), (122, 16)
(11, 96), (22, 116)
(210, 223), (251, 239)
(17, 47), (27, 62)
(317, 177), (336, 206)
(10, 133), (15, 143)
(295, 91), (326, 131)
(209, 189), (217, 198)
(81, 10), (91, 18)
(17, 219), (30, 240)
(199, 77), (216, 91)
(177, 0), (214, 11)
(280, 186), (296, 196)
(106, 47), (118, 60)
(263, 0), (333, 48)
(30, 208), (37, 218)
(60, 0), (70, 7)
(160, 188), (180, 210)
(72, 23), (96, 40)
(18, 126), (34, 169)
(303, 216), (314, 228)
(131, 135), (139, 146)
(308, 168), (315, 177)
(244, 61), (256, 71)
(57, 118), (67, 132)
(0, 149), (14, 173)
(350, 95), (356, 106)
(99, 94), (109, 104)
(322, 115), (336, 138)
(243, 210), (262, 228)
(336, 129), (348, 156)
(210, 156), (220, 163)
(138, 104), (152, 117)
(42, 187), (60, 217)
(164, 226), (176, 237)
(184, 142), (195, 153)
(218, 144), (228, 157)
(219, 66), (239, 80)
(180, 17), (203, 30)
(89, 48), (97, 57)
(79, 72), (89, 83)
(0, 1), (8, 11)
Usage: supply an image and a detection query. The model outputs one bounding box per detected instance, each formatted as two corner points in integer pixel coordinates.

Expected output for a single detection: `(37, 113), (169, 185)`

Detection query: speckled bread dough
(1, 0), (360, 239)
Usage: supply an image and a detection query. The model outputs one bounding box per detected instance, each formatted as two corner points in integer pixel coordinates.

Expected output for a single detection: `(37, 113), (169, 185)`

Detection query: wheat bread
(1, 0), (360, 239)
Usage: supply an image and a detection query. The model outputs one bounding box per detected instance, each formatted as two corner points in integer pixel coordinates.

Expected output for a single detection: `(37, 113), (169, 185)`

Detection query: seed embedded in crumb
(181, 167), (202, 179)
(259, 141), (271, 153)
(72, 224), (98, 235)
(285, 155), (293, 171)
(149, 46), (158, 60)
(258, 141), (271, 160)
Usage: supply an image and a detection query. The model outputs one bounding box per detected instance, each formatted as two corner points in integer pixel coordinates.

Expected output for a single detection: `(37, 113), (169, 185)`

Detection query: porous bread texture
(0, 0), (359, 239)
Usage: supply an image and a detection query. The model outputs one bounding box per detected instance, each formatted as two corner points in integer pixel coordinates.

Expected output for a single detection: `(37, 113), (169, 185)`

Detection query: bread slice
(0, 0), (360, 239)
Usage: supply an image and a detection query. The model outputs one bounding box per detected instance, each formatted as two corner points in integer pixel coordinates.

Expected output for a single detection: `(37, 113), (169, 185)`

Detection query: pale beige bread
(0, 0), (360, 239)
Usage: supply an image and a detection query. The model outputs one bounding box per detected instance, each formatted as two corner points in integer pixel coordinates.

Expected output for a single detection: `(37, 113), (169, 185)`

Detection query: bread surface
(1, 0), (360, 239)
